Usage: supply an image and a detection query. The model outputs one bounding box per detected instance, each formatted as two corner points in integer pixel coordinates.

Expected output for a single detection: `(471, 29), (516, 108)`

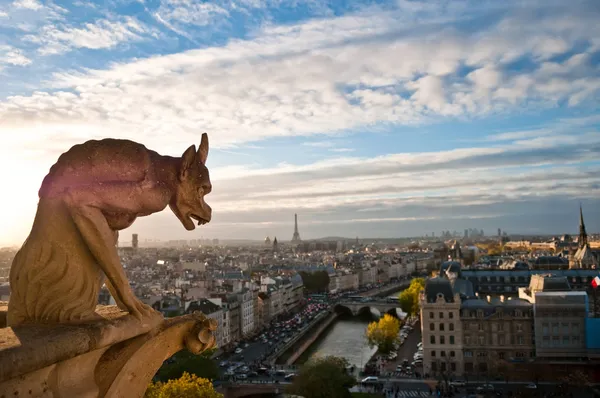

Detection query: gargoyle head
(170, 133), (212, 231)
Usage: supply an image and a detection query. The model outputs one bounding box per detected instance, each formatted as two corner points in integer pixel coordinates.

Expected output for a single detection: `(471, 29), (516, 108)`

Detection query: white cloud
(0, 45), (32, 68)
(12, 0), (43, 10)
(156, 0), (229, 27)
(23, 17), (150, 55)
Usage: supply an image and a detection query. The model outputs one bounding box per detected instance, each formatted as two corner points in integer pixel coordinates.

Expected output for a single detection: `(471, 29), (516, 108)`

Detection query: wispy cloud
(23, 17), (151, 55)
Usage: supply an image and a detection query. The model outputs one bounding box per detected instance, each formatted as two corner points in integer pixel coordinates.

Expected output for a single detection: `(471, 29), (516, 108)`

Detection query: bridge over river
(334, 299), (405, 317)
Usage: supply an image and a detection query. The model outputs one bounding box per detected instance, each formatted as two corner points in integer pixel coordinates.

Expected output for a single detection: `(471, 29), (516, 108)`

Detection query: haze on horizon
(1, 0), (599, 246)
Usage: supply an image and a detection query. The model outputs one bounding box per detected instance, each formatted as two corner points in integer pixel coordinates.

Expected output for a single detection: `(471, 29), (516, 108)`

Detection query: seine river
(296, 289), (404, 369)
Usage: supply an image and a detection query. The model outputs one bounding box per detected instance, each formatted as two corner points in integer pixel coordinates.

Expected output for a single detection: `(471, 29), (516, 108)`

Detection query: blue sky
(1, 0), (600, 245)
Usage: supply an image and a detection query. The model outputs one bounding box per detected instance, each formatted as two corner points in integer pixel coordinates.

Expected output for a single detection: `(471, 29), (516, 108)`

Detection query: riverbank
(285, 312), (338, 365)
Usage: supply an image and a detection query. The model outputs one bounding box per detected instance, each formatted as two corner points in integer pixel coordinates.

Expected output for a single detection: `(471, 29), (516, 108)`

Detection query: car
(396, 365), (403, 372)
(234, 348), (243, 354)
(450, 380), (467, 387)
(284, 373), (296, 381)
(476, 384), (495, 392)
(219, 361), (228, 367)
(361, 376), (379, 383)
(525, 383), (537, 389)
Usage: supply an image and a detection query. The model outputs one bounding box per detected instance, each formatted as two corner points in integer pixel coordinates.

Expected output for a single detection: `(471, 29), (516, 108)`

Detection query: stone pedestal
(0, 304), (216, 398)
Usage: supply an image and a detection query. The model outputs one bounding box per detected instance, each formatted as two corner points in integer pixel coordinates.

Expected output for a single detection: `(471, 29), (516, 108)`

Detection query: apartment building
(420, 278), (463, 376)
(239, 288), (255, 337)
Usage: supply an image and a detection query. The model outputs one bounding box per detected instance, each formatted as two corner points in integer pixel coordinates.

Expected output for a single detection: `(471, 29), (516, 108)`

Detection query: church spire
(579, 204), (588, 249)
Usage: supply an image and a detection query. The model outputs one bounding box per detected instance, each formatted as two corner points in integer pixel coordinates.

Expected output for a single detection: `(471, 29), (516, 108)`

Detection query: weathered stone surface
(8, 134), (212, 326)
(0, 306), (218, 397)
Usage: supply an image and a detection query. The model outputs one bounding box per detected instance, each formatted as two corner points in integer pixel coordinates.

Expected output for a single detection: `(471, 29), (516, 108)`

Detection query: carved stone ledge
(0, 305), (217, 398)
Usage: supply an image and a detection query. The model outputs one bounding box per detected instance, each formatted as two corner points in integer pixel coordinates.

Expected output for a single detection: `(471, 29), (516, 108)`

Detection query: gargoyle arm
(65, 182), (163, 319)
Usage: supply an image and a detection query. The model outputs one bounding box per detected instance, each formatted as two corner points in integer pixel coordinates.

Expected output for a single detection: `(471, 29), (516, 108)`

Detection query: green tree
(287, 356), (356, 398)
(398, 278), (425, 316)
(300, 270), (331, 293)
(366, 314), (401, 354)
(146, 372), (222, 398)
(154, 349), (219, 383)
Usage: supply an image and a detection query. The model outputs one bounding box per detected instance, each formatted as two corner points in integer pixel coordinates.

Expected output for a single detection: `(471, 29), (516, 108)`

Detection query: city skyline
(1, 0), (600, 245)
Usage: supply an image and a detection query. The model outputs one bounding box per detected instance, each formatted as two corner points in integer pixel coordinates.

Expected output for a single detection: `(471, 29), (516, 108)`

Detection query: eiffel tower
(291, 213), (302, 243)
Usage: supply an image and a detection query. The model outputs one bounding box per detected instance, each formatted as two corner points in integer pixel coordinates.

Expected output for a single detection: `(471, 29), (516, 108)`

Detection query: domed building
(264, 236), (271, 246)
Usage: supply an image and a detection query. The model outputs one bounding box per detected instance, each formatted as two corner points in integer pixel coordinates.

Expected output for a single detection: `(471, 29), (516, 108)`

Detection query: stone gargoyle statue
(7, 134), (212, 327)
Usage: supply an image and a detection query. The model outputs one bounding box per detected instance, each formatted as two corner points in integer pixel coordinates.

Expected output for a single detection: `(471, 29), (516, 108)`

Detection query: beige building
(461, 296), (534, 376)
(420, 278), (463, 377)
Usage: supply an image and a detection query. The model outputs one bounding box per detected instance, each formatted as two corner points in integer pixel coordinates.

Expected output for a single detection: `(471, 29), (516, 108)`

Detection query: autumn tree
(287, 356), (355, 398)
(154, 349), (219, 382)
(398, 278), (425, 316)
(366, 314), (401, 354)
(145, 372), (222, 398)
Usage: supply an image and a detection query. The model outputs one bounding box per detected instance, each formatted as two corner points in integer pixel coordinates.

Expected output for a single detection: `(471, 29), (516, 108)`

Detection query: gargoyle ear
(198, 133), (209, 165)
(181, 145), (196, 179)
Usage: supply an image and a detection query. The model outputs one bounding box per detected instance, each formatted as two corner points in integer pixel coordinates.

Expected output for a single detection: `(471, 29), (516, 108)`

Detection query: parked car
(450, 380), (467, 387)
(361, 376), (379, 384)
(525, 383), (537, 389)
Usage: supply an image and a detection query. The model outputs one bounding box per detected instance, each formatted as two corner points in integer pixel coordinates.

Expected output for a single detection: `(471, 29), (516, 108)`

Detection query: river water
(295, 289), (404, 369)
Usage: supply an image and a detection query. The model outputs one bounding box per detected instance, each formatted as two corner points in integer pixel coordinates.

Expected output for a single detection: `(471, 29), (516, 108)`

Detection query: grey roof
(461, 269), (598, 278)
(424, 277), (455, 303)
(441, 261), (461, 274)
(450, 278), (475, 298)
(461, 297), (532, 310)
(187, 298), (222, 315)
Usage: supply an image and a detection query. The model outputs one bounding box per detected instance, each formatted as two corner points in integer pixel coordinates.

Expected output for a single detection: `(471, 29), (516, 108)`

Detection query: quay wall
(285, 312), (338, 365)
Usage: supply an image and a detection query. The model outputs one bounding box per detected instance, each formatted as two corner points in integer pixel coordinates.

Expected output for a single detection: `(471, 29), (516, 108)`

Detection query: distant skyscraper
(291, 213), (302, 243)
(273, 237), (279, 252)
(132, 234), (138, 251)
(464, 229), (468, 238)
(498, 228), (501, 237)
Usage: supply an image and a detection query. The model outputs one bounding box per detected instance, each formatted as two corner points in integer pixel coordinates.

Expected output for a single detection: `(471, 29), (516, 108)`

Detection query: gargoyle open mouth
(190, 213), (210, 226)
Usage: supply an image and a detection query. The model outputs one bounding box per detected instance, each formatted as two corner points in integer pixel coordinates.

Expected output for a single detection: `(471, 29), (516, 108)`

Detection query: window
(431, 350), (436, 357)
(430, 323), (435, 331)
(477, 352), (487, 357)
(478, 323), (484, 331)
(552, 323), (559, 334)
(439, 312), (444, 319)
(498, 322), (504, 331)
(431, 362), (437, 371)
(440, 336), (445, 344)
(477, 310), (483, 318)
(450, 336), (455, 344)
(562, 323), (569, 334)
(572, 324), (580, 334)
(516, 352), (525, 358)
(498, 335), (505, 345)
(430, 311), (434, 319)
(562, 336), (570, 345)
(517, 335), (524, 345)
(573, 336), (580, 343)
(464, 336), (471, 345)
(450, 350), (455, 357)
(498, 352), (505, 360)
(430, 336), (436, 344)
(464, 351), (473, 358)
(441, 362), (447, 372)
(478, 335), (485, 345)
(441, 350), (446, 357)
(542, 323), (549, 335)
(479, 363), (487, 372)
(516, 323), (523, 332)
(440, 323), (445, 331)
(465, 363), (473, 372)
(449, 312), (454, 319)
(451, 363), (456, 372)
(449, 323), (454, 331)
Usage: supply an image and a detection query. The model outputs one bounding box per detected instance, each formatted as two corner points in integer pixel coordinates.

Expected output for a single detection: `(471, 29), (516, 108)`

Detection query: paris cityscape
(1, 0), (600, 397)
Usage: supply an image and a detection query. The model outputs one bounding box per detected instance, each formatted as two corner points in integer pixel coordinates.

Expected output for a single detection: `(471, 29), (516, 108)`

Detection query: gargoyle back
(39, 139), (155, 198)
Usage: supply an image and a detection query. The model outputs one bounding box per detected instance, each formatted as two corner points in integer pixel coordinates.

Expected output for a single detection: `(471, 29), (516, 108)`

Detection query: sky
(1, 0), (600, 245)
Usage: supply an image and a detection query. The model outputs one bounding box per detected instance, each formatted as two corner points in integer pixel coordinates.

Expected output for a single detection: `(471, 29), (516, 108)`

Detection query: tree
(398, 278), (425, 316)
(287, 356), (356, 398)
(146, 372), (222, 398)
(366, 314), (401, 354)
(300, 270), (331, 293)
(154, 349), (220, 383)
